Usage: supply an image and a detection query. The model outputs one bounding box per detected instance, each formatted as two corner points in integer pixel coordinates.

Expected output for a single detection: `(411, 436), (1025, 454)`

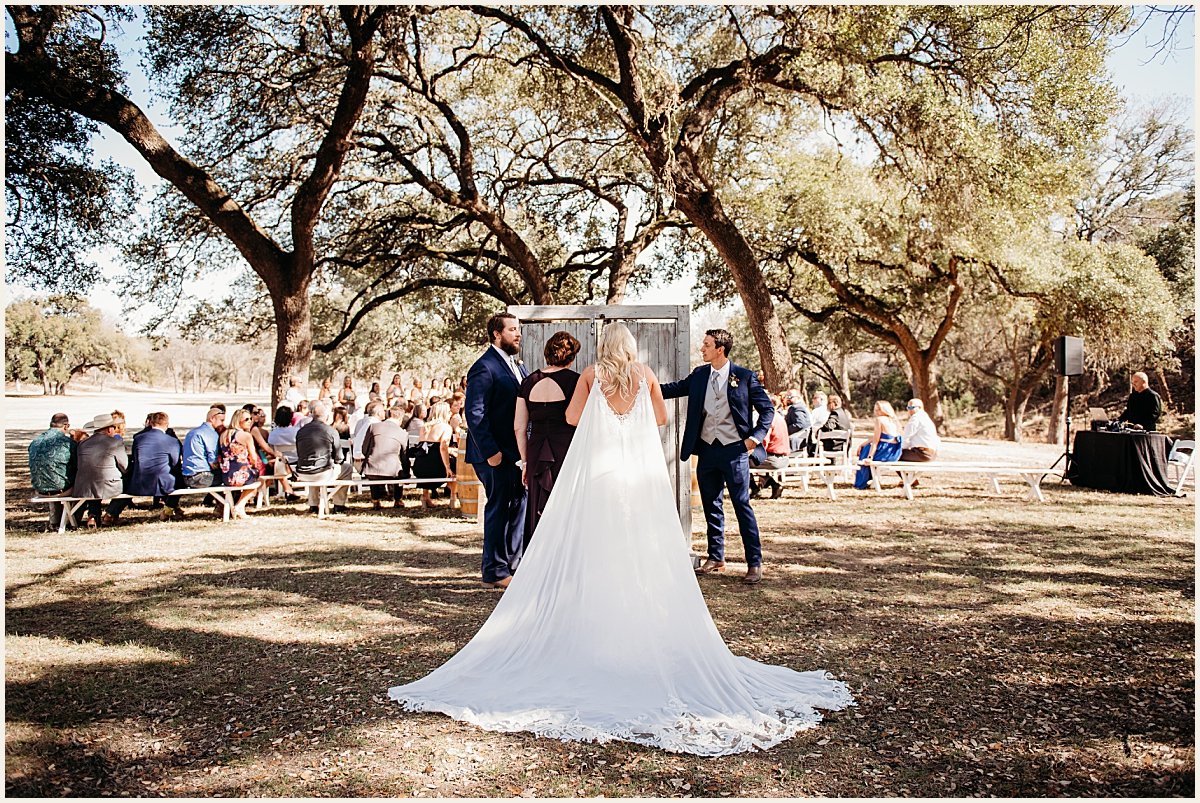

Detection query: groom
(465, 312), (528, 590)
(661, 329), (774, 585)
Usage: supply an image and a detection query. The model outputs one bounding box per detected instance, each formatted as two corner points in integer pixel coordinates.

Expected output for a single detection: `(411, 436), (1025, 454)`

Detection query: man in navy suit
(107, 411), (185, 522)
(661, 329), (774, 585)
(465, 312), (528, 589)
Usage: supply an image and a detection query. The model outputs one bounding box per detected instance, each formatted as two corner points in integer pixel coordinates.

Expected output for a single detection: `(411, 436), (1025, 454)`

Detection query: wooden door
(509, 304), (692, 536)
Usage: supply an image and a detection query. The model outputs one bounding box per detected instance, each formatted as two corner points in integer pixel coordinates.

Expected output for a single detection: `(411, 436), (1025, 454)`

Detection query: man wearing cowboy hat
(73, 413), (129, 527)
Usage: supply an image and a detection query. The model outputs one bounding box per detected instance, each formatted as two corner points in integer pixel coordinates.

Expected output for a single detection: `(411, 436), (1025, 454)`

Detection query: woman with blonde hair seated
(218, 408), (263, 518)
(412, 401), (455, 508)
(853, 400), (903, 489)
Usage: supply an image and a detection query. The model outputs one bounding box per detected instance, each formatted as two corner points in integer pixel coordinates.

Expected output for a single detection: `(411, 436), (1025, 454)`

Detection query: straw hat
(83, 413), (116, 431)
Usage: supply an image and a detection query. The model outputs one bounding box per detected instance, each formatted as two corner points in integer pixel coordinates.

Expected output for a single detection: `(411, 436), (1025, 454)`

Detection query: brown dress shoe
(695, 559), (726, 575)
(482, 576), (512, 590)
(742, 565), (764, 585)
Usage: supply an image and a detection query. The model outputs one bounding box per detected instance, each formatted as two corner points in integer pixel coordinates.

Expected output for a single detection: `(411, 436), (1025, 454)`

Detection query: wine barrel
(456, 447), (483, 521)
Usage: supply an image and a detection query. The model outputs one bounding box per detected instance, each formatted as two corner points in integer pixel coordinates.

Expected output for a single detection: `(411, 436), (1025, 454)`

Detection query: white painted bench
(861, 461), (1062, 502)
(750, 457), (847, 500)
(289, 477), (455, 518)
(31, 482), (262, 532)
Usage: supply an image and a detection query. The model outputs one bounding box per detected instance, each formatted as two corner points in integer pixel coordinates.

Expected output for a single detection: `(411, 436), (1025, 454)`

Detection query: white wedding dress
(388, 374), (854, 755)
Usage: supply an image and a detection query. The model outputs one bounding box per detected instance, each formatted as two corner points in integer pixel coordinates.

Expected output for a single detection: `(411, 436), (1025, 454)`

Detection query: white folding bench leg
(823, 471), (838, 501)
(1022, 473), (1045, 502)
(986, 474), (1002, 494)
(208, 489), (235, 522)
(899, 470), (917, 500)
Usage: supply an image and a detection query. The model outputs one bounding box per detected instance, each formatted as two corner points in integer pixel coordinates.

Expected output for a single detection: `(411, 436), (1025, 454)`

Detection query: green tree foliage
(478, 4), (1132, 391)
(3, 8), (136, 291)
(5, 297), (152, 394)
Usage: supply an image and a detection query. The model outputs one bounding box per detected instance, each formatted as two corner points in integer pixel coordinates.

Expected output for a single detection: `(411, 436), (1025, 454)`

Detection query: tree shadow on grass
(6, 485), (1195, 796)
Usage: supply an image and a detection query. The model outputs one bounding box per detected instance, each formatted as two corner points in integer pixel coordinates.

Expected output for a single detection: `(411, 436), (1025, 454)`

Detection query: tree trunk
(271, 280), (314, 411)
(672, 187), (793, 389)
(898, 348), (943, 426)
(1003, 389), (1032, 442)
(1048, 375), (1068, 445)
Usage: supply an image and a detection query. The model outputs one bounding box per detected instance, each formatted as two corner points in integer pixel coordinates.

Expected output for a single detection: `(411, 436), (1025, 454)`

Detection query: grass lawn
(5, 430), (1194, 797)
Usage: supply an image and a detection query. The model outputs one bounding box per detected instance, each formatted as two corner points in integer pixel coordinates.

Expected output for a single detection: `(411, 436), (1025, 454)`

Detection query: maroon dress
(518, 368), (580, 546)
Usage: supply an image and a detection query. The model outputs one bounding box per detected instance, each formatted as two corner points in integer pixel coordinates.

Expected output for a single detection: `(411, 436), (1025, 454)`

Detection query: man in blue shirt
(182, 405), (226, 492)
(28, 412), (77, 531)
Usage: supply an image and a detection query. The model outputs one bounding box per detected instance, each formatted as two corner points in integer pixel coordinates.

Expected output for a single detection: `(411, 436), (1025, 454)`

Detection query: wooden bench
(750, 457), (847, 500)
(31, 482), (262, 532)
(289, 477), (455, 518)
(861, 461), (1062, 502)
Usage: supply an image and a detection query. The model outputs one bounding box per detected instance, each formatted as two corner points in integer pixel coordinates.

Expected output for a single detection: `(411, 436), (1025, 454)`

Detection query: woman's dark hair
(544, 330), (581, 367)
(487, 311), (517, 342)
(706, 328), (734, 359)
(274, 406), (293, 428)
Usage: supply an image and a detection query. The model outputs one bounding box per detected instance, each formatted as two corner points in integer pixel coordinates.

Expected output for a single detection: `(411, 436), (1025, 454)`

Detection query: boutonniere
(729, 375), (740, 389)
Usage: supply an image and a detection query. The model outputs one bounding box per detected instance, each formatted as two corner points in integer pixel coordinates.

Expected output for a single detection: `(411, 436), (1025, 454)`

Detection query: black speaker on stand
(1048, 336), (1084, 480)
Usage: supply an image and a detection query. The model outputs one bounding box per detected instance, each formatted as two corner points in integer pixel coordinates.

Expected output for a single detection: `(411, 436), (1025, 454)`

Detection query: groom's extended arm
(747, 373), (774, 445)
(659, 370), (693, 400)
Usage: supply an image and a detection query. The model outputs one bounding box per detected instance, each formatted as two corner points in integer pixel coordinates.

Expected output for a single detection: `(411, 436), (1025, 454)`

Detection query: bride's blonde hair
(595, 322), (639, 397)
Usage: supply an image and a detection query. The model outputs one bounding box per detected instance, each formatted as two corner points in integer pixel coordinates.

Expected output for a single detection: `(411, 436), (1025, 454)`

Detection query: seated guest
(292, 399), (311, 427)
(351, 400), (383, 473)
(111, 410), (128, 439)
(853, 401), (903, 489)
(108, 412), (184, 522)
(1118, 371), (1163, 431)
(284, 377), (304, 408)
(515, 330), (581, 542)
(244, 404), (297, 500)
(28, 413), (78, 532)
(331, 405), (353, 454)
(750, 393), (792, 499)
(74, 413), (128, 527)
(295, 400), (353, 513)
(182, 405), (226, 494)
(818, 394), (852, 457)
(405, 402), (426, 452)
(362, 403), (410, 509)
(267, 406), (299, 464)
(783, 389), (811, 454)
(412, 401), (454, 508)
(807, 391), (830, 456)
(900, 398), (940, 462)
(218, 409), (262, 518)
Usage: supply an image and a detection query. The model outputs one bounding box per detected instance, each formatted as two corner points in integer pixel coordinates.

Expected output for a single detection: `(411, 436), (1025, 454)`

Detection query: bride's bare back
(566, 363), (669, 426)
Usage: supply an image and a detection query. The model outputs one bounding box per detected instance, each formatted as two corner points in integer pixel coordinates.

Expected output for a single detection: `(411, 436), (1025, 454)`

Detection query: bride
(389, 323), (853, 755)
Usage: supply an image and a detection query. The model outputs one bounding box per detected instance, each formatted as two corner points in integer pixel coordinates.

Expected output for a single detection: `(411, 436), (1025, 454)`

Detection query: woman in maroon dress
(515, 331), (582, 546)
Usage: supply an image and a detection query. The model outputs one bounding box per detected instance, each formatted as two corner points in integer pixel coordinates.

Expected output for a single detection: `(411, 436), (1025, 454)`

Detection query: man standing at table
(1117, 371), (1163, 431)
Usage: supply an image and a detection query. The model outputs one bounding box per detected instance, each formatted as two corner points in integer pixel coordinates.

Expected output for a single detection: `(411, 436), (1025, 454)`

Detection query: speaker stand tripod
(1047, 376), (1072, 482)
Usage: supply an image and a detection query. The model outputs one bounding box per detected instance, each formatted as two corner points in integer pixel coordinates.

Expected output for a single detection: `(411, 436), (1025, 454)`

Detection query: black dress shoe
(332, 505), (348, 514)
(308, 506), (320, 514)
(770, 482), (784, 499)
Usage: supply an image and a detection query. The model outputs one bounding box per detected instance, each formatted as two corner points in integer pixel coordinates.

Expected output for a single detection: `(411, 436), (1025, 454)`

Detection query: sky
(7, 7), (1196, 332)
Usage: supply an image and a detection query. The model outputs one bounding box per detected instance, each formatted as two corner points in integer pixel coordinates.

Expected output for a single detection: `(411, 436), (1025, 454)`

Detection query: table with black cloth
(1067, 430), (1174, 496)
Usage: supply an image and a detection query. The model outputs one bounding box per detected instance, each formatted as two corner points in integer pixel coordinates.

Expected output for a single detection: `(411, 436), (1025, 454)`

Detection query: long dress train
(388, 376), (854, 756)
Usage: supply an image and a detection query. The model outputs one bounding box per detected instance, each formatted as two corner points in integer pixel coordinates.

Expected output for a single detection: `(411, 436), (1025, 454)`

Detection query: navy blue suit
(661, 363), (773, 567)
(108, 427), (184, 517)
(465, 346), (529, 583)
